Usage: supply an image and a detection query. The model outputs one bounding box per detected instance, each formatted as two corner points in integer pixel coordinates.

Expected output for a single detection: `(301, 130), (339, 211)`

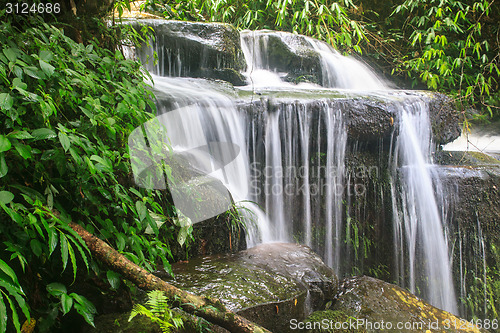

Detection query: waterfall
(132, 22), (460, 313)
(243, 101), (346, 273)
(390, 98), (458, 314)
(304, 38), (387, 90)
(137, 75), (274, 244)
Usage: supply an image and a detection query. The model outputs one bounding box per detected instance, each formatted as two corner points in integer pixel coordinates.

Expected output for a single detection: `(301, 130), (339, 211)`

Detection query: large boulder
(133, 19), (247, 85)
(166, 242), (339, 332)
(240, 30), (322, 84)
(304, 276), (487, 333)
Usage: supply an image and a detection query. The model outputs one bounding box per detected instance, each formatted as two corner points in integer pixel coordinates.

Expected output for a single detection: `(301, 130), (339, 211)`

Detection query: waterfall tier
(125, 19), (499, 317)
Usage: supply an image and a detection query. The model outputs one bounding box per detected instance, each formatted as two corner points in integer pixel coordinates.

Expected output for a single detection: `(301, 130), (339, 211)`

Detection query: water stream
(389, 99), (457, 314)
(134, 25), (458, 314)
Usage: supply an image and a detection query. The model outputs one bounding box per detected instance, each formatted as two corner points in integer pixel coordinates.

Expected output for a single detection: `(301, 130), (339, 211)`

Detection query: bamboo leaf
(0, 259), (19, 285)
(0, 293), (7, 333)
(60, 233), (69, 271)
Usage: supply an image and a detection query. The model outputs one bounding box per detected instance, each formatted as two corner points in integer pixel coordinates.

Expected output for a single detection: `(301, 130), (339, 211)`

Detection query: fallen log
(69, 223), (271, 333)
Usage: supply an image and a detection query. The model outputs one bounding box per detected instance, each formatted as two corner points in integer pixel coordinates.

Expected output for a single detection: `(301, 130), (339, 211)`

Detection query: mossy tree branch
(69, 223), (271, 333)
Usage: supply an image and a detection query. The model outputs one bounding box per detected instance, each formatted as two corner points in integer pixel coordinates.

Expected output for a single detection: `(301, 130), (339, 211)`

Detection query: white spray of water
(390, 99), (458, 314)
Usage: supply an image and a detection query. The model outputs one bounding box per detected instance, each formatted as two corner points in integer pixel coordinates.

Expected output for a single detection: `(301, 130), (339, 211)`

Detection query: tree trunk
(69, 223), (271, 333)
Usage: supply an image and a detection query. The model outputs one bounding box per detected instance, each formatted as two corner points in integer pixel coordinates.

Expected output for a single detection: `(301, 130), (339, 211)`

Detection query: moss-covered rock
(132, 19), (247, 85)
(165, 242), (339, 332)
(333, 276), (488, 332)
(85, 312), (162, 333)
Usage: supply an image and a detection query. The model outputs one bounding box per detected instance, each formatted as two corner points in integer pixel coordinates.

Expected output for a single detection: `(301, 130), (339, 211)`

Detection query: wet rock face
(241, 30), (322, 84)
(166, 242), (339, 332)
(435, 151), (500, 318)
(427, 92), (461, 144)
(237, 90), (459, 144)
(134, 20), (247, 85)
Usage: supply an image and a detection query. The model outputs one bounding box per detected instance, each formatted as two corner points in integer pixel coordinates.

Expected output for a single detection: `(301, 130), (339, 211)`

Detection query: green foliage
(390, 0), (499, 119)
(137, 0), (366, 52)
(461, 242), (500, 319)
(128, 290), (183, 333)
(0, 259), (29, 333)
(46, 282), (97, 326)
(0, 13), (178, 332)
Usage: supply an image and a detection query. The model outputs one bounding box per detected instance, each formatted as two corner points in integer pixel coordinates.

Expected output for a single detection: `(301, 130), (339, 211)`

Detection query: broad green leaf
(0, 153), (8, 178)
(106, 270), (121, 290)
(12, 78), (27, 90)
(46, 283), (67, 297)
(90, 155), (112, 173)
(40, 100), (54, 118)
(58, 132), (70, 152)
(0, 191), (14, 205)
(60, 293), (73, 315)
(39, 60), (55, 77)
(39, 50), (54, 62)
(115, 233), (126, 251)
(30, 239), (43, 257)
(0, 135), (11, 153)
(177, 226), (189, 247)
(10, 185), (44, 202)
(71, 293), (96, 315)
(74, 303), (95, 327)
(32, 128), (56, 140)
(0, 93), (13, 111)
(0, 201), (22, 224)
(7, 131), (33, 139)
(23, 66), (45, 80)
(135, 201), (147, 222)
(13, 142), (32, 160)
(3, 48), (18, 62)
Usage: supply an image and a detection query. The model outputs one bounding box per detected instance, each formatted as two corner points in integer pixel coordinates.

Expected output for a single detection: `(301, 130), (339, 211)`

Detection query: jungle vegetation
(0, 0), (498, 332)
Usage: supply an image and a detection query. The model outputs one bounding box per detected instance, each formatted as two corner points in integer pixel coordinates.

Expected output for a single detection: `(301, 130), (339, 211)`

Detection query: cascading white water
(240, 30), (387, 90)
(145, 75), (274, 245)
(304, 38), (387, 90)
(134, 24), (460, 313)
(244, 101), (346, 274)
(390, 99), (458, 314)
